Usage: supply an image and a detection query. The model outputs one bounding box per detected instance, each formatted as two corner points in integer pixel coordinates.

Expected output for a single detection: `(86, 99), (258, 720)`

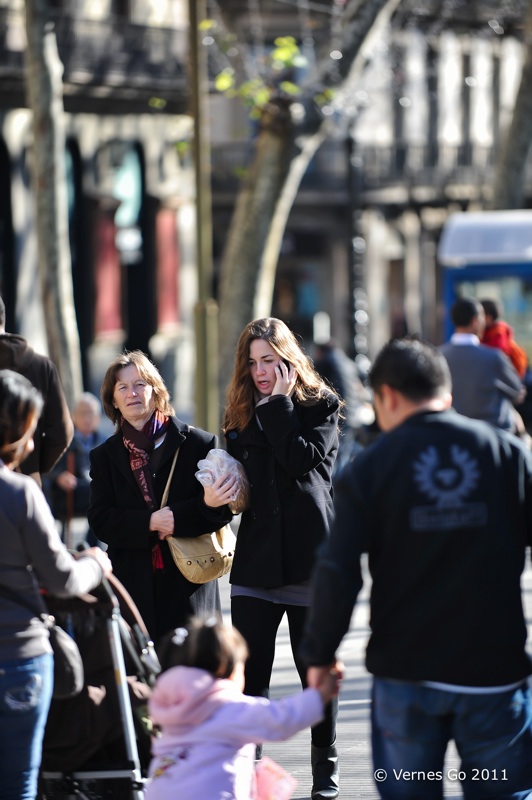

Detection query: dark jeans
(231, 595), (337, 748)
(371, 677), (532, 800)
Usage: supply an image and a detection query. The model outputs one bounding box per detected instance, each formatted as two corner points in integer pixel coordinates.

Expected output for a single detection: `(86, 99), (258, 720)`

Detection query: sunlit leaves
(148, 97), (167, 109)
(271, 36), (307, 71)
(279, 81), (300, 96)
(199, 18), (216, 31)
(215, 69), (235, 92)
(175, 140), (190, 157)
(211, 32), (306, 113)
(314, 88), (337, 107)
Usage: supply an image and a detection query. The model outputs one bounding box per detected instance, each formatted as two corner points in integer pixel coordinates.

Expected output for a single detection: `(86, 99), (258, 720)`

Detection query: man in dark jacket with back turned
(301, 337), (532, 800)
(0, 296), (73, 485)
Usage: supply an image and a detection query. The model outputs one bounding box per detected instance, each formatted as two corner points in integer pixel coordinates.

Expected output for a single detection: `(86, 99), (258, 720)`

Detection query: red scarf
(121, 410), (171, 571)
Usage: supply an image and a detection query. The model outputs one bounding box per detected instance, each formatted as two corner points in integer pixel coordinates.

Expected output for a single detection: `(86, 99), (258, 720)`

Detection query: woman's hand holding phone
(272, 359), (297, 397)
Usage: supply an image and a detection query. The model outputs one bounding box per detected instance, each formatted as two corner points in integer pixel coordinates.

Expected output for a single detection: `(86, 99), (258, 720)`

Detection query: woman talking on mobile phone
(222, 317), (341, 800)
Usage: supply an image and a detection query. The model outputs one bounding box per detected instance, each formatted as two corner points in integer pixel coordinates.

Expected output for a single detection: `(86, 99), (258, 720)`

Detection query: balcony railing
(52, 14), (187, 88)
(211, 139), (532, 200)
(0, 8), (187, 113)
(211, 140), (350, 193)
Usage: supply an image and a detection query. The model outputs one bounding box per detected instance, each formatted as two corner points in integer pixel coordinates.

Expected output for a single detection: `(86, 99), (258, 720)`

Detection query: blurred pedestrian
(46, 392), (105, 547)
(0, 296), (73, 486)
(440, 297), (523, 433)
(480, 298), (528, 378)
(0, 369), (112, 800)
(313, 340), (373, 472)
(301, 337), (532, 799)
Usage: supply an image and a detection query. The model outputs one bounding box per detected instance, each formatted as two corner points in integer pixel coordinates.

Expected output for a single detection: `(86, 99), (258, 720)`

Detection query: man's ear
(379, 384), (398, 411)
(442, 391), (453, 410)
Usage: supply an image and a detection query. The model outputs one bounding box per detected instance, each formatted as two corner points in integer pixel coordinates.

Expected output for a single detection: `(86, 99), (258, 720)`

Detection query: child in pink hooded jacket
(145, 617), (342, 800)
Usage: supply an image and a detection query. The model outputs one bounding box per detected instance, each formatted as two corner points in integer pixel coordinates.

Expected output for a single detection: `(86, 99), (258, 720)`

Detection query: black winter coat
(88, 418), (232, 644)
(0, 333), (73, 476)
(226, 393), (339, 588)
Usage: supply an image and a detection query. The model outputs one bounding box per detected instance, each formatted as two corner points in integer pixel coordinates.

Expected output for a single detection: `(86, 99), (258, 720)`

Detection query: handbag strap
(161, 448), (180, 508)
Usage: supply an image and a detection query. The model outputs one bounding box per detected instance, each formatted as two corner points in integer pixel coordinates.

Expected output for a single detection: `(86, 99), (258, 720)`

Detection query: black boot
(311, 743), (339, 799)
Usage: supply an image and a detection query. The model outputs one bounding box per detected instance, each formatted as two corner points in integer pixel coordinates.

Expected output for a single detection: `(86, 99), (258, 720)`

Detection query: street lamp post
(189, 0), (219, 433)
(347, 136), (369, 367)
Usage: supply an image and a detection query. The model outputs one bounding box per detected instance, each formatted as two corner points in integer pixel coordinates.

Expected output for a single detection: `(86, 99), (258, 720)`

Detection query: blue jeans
(0, 653), (54, 800)
(371, 677), (532, 800)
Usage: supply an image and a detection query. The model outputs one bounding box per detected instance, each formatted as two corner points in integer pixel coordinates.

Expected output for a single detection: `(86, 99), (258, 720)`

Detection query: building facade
(0, 0), (200, 419)
(210, 2), (532, 363)
(2, 0), (531, 416)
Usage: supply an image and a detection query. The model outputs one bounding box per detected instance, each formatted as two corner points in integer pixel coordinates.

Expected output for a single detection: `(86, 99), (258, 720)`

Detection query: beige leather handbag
(163, 448), (236, 584)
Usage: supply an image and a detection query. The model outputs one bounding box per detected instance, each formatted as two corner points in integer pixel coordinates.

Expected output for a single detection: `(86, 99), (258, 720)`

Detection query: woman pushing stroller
(0, 369), (112, 800)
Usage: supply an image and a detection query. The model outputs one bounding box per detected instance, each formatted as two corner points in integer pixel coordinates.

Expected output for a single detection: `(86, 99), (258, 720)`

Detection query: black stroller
(39, 574), (160, 799)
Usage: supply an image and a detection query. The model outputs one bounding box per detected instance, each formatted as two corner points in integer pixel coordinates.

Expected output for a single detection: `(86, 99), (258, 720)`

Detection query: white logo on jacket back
(410, 445), (487, 530)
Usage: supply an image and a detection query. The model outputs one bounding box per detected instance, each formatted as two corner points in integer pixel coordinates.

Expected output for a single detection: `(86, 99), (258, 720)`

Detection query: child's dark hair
(0, 369), (43, 465)
(158, 617), (249, 679)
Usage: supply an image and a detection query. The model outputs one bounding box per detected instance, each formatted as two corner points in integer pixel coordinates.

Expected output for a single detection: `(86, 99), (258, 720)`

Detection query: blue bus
(438, 210), (532, 360)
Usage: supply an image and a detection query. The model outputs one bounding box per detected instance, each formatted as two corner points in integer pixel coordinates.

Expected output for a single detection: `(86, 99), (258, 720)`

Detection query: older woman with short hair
(88, 350), (234, 646)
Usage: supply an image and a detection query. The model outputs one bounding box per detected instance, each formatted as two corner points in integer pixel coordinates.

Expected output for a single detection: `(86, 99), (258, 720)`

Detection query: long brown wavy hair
(222, 318), (339, 433)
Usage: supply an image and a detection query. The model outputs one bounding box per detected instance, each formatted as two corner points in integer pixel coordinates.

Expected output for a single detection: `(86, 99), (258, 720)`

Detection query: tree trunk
(217, 0), (402, 378)
(24, 0), (83, 408)
(253, 127), (327, 319)
(489, 0), (532, 209)
(218, 100), (295, 377)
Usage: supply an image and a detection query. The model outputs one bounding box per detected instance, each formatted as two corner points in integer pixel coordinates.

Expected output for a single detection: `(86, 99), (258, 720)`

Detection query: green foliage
(271, 37), (306, 71)
(148, 97), (167, 109)
(175, 140), (190, 157)
(314, 88), (337, 107)
(279, 81), (300, 96)
(215, 69), (235, 92)
(211, 33), (306, 113)
(239, 79), (271, 107)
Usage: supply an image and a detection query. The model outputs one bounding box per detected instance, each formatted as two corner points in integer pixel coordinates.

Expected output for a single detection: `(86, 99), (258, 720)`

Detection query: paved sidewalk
(219, 560), (532, 800)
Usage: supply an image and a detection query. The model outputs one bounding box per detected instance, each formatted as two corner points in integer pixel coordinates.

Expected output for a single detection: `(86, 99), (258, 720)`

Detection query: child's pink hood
(148, 667), (238, 732)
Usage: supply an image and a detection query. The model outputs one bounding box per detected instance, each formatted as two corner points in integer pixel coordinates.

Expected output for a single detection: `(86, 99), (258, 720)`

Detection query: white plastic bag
(195, 449), (250, 514)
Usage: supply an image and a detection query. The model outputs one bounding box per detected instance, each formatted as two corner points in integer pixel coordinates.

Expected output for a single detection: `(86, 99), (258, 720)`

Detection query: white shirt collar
(450, 333), (480, 346)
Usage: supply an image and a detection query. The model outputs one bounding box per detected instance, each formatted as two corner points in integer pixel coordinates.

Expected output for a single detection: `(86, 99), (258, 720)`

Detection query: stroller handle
(77, 541), (119, 608)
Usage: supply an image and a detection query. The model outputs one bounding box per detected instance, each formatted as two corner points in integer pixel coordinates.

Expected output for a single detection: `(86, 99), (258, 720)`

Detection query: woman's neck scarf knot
(121, 409), (171, 571)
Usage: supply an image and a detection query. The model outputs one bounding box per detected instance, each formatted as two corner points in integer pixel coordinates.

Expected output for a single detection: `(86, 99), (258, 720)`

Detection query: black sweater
(226, 393), (339, 588)
(301, 409), (532, 687)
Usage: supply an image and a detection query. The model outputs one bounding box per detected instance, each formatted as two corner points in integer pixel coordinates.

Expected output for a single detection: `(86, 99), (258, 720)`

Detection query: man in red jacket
(480, 298), (528, 378)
